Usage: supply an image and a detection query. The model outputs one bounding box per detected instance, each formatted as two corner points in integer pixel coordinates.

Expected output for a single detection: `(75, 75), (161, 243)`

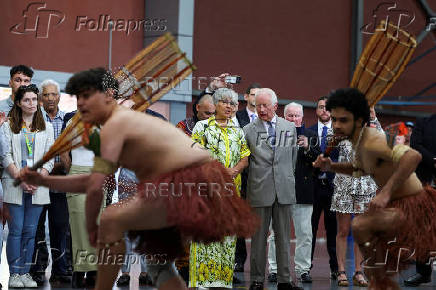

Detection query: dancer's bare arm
(85, 118), (124, 246)
(312, 154), (354, 175)
(19, 167), (90, 192)
(86, 172), (106, 247)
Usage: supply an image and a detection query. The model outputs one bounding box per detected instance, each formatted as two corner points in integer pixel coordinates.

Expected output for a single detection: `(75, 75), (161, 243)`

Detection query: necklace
(351, 125), (366, 178)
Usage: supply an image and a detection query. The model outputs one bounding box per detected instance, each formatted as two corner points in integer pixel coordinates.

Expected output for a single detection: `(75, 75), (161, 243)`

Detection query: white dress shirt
(317, 120), (332, 145)
(246, 107), (257, 123)
(262, 115), (277, 132)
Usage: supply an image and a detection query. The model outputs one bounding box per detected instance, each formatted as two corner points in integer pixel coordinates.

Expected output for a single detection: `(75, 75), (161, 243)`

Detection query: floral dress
(331, 139), (378, 213)
(189, 116), (250, 288)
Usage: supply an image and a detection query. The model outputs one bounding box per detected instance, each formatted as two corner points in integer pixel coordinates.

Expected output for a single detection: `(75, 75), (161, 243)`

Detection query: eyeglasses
(317, 105), (326, 110)
(219, 100), (237, 106)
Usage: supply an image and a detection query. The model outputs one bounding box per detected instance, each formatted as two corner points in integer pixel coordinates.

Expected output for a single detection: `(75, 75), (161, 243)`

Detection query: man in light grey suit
(243, 88), (302, 290)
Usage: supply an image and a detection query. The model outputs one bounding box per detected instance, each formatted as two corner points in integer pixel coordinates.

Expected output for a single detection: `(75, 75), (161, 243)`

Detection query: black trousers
(235, 237), (247, 266)
(30, 192), (71, 275)
(234, 179), (248, 267)
(311, 179), (338, 272)
(416, 261), (432, 277)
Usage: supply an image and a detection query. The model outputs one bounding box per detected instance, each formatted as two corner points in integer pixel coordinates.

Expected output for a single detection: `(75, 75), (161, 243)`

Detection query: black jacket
(295, 128), (320, 204)
(236, 109), (250, 129)
(235, 108), (251, 198)
(410, 114), (436, 184)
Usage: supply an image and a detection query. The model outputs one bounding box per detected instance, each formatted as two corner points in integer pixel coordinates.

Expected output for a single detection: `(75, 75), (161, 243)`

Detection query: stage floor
(1, 239), (435, 289)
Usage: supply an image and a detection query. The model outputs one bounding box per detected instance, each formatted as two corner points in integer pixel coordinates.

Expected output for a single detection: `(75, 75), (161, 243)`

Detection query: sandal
(337, 271), (349, 287)
(353, 271), (368, 287)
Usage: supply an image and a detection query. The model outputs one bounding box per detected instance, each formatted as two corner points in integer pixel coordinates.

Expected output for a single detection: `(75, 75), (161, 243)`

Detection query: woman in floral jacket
(189, 88), (250, 289)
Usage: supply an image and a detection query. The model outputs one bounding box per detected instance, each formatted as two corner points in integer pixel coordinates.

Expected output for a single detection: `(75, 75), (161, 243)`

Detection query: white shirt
(71, 146), (95, 167)
(246, 107), (257, 123)
(317, 120), (332, 145)
(262, 115), (277, 132)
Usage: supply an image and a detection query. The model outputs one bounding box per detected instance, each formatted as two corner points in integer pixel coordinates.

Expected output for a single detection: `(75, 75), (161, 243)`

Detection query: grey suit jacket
(243, 116), (298, 207)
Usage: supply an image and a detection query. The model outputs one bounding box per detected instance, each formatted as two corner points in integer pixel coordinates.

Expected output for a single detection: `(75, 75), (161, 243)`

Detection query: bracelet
(91, 157), (118, 175)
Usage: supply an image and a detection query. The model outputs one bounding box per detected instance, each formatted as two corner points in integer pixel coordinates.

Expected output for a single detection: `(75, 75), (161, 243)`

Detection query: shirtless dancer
(313, 88), (436, 289)
(18, 68), (258, 290)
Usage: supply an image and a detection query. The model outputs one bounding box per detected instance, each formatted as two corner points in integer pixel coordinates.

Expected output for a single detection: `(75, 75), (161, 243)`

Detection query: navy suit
(308, 123), (338, 273)
(410, 114), (436, 278)
(294, 128), (320, 204)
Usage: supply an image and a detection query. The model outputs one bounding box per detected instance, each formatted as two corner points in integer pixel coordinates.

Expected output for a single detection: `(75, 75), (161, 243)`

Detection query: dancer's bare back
(101, 106), (212, 180)
(357, 127), (422, 200)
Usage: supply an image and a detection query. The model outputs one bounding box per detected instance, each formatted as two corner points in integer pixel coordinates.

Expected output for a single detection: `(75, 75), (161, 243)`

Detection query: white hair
(212, 88), (238, 105)
(255, 88), (278, 105)
(284, 102), (304, 116)
(39, 79), (60, 95)
(198, 94), (214, 105)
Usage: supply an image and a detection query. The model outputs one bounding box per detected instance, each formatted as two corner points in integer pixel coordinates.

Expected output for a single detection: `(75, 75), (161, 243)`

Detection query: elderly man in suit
(267, 102), (320, 284)
(405, 113), (436, 287)
(244, 88), (302, 290)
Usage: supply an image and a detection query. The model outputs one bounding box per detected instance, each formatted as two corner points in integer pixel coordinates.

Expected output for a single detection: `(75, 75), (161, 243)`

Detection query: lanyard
(22, 125), (36, 157)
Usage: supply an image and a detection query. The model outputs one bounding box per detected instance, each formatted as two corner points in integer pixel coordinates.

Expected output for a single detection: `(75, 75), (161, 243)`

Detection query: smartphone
(225, 76), (241, 84)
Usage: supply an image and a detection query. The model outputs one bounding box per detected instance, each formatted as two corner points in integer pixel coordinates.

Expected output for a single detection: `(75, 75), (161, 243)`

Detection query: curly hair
(326, 88), (370, 126)
(65, 67), (119, 98)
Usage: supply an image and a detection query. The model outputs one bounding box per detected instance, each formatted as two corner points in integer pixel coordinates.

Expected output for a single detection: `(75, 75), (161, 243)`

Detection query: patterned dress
(176, 117), (196, 137)
(331, 140), (378, 214)
(189, 116), (250, 288)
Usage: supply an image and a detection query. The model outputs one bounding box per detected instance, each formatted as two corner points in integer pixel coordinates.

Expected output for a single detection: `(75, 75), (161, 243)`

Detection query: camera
(225, 75), (241, 84)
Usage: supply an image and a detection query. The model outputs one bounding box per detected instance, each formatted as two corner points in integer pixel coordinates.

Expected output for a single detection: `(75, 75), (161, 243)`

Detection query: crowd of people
(0, 65), (434, 290)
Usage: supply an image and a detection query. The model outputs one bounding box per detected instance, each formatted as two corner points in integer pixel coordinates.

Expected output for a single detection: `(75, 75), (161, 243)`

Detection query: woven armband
(91, 157), (118, 175)
(392, 144), (410, 163)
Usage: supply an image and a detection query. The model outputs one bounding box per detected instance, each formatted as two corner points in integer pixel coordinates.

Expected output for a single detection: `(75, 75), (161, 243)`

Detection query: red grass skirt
(128, 160), (259, 260)
(377, 186), (436, 274)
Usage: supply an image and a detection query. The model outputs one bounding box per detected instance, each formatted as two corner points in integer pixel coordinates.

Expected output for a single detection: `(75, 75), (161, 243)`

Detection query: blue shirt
(42, 108), (66, 163)
(0, 96), (14, 115)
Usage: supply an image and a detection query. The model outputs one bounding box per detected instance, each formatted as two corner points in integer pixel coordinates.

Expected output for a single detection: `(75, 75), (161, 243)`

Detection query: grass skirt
(128, 160), (259, 260)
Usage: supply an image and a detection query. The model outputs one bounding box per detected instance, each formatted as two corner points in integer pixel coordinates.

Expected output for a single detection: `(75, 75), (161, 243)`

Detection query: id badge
(26, 158), (34, 168)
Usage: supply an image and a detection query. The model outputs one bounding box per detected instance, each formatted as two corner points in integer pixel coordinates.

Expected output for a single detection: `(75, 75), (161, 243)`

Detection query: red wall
(189, 0), (435, 123)
(193, 0), (352, 100)
(0, 0), (145, 72)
